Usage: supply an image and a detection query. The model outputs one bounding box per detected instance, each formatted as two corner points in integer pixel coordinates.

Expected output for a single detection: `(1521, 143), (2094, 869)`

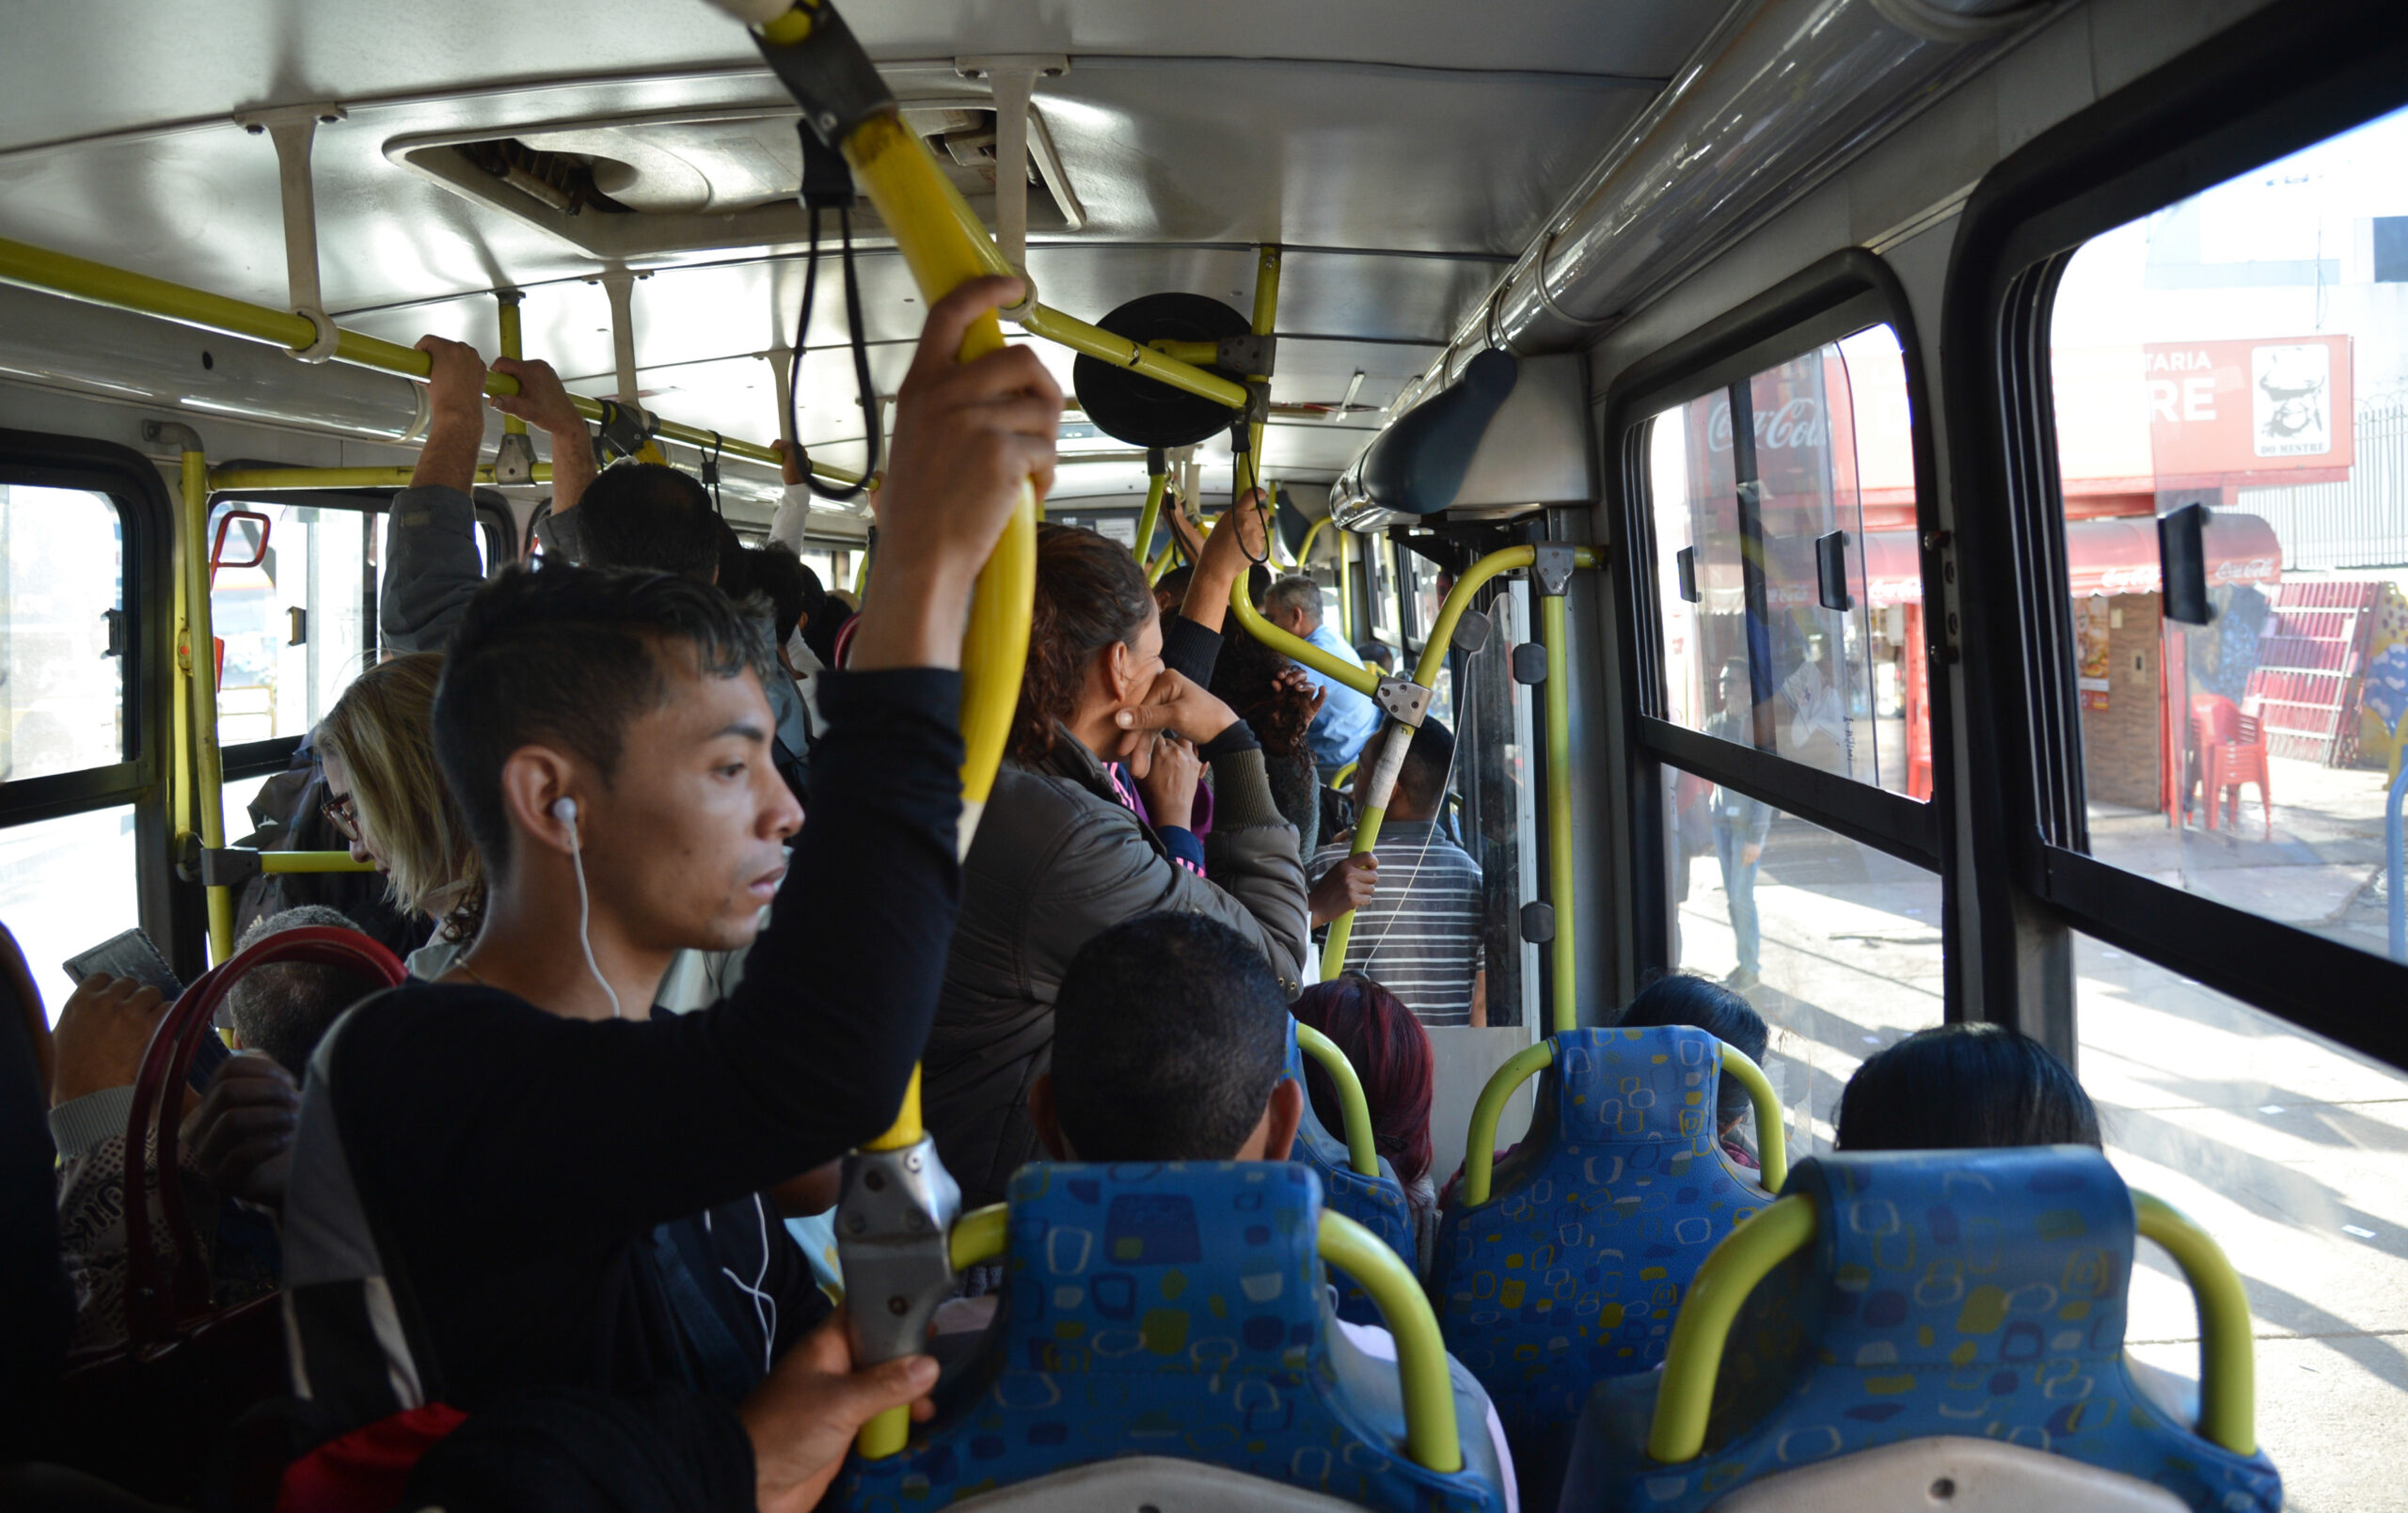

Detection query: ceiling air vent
(389, 99), (1083, 260)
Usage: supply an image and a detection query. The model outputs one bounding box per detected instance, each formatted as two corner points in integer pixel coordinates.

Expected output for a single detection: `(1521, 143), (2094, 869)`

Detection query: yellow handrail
(1646, 1194), (1816, 1463)
(1461, 1039), (1553, 1207)
(1295, 515), (1331, 571)
(180, 449), (234, 960)
(260, 851), (378, 874)
(1294, 1021), (1379, 1176)
(948, 1203), (1009, 1272)
(0, 236), (857, 491)
(2133, 1190), (2257, 1458)
(1131, 469), (1167, 566)
(1318, 1209), (1463, 1474)
(1540, 587), (1576, 1030)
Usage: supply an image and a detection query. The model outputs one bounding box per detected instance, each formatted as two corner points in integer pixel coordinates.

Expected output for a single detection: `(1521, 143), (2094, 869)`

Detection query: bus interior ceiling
(5, 1), (2408, 1509)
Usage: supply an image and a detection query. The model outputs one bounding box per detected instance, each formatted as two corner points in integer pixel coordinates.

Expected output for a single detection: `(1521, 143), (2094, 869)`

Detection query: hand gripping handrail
(1295, 1020), (1380, 1176)
(1458, 1034), (1784, 1207)
(945, 1199), (1463, 1474)
(1641, 1188), (2258, 1465)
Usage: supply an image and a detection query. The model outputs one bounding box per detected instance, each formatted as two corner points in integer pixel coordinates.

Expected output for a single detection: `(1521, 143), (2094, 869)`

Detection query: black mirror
(2160, 501), (2216, 625)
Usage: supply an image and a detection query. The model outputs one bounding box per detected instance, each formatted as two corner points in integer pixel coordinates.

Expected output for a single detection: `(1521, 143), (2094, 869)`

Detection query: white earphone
(552, 796), (622, 1019)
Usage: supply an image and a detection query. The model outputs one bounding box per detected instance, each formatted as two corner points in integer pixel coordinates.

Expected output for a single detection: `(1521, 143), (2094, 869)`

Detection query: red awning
(1853, 512), (2282, 606)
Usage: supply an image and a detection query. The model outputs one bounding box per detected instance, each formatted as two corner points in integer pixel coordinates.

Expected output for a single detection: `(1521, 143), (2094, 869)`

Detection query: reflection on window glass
(1647, 325), (1930, 799)
(0, 805), (139, 1024)
(208, 501), (375, 745)
(2051, 103), (2408, 966)
(1, 485), (126, 783)
(1662, 767), (1942, 1158)
(2075, 934), (2406, 1512)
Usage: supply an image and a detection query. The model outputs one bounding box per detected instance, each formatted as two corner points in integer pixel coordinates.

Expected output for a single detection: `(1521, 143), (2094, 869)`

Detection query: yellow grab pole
(1540, 587), (1576, 1031)
(1131, 466), (1168, 567)
(209, 464), (567, 492)
(1295, 515), (1330, 572)
(1147, 537), (1180, 588)
(1019, 304), (1250, 412)
(0, 235), (855, 488)
(181, 449), (234, 961)
(496, 292), (526, 437)
(1241, 246), (1278, 509)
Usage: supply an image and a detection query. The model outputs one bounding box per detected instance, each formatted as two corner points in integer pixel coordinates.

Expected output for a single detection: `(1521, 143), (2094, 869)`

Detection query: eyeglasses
(322, 793), (361, 842)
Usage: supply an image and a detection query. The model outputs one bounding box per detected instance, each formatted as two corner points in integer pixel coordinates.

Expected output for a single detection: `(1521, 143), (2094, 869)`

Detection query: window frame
(0, 428), (184, 963)
(1941, 0), (2408, 1070)
(1602, 254), (1955, 987)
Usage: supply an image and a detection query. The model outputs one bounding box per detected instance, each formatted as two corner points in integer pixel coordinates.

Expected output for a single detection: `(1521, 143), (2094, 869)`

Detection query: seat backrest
(1431, 1027), (1770, 1505)
(1286, 1020), (1417, 1324)
(1558, 1146), (2281, 1513)
(2190, 694), (2240, 745)
(832, 1162), (1502, 1513)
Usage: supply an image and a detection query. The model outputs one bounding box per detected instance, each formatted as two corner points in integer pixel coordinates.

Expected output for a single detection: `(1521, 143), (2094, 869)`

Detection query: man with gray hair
(1262, 574), (1382, 775)
(220, 905), (383, 1080)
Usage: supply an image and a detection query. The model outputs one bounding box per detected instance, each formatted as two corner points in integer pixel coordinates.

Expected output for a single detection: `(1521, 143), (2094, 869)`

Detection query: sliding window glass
(2045, 102), (2408, 969)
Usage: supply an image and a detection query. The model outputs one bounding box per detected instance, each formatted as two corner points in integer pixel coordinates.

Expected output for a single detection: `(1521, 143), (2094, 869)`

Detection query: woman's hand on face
(1133, 733), (1203, 831)
(742, 1312), (937, 1513)
(1110, 668), (1239, 759)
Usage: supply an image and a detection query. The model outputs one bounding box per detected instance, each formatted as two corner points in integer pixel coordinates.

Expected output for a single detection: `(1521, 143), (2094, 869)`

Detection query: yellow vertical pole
(1541, 588), (1576, 1032)
(1244, 245), (1279, 506)
(182, 449), (233, 960)
(1132, 466), (1168, 567)
(1338, 530), (1356, 643)
(496, 291), (525, 437)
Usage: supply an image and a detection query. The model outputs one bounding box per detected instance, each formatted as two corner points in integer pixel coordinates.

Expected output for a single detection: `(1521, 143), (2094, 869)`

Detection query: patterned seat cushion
(832, 1161), (1502, 1513)
(1558, 1146), (2283, 1513)
(1287, 1021), (1419, 1325)
(1431, 1027), (1771, 1505)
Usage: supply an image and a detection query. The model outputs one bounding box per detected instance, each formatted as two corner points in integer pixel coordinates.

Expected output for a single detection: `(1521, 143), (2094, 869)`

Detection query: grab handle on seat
(2132, 1190), (2256, 1458)
(1645, 1193), (1818, 1464)
(1295, 1020), (1379, 1176)
(1319, 1209), (1464, 1474)
(949, 1203), (1008, 1272)
(1462, 1038), (1554, 1206)
(1719, 1044), (1786, 1194)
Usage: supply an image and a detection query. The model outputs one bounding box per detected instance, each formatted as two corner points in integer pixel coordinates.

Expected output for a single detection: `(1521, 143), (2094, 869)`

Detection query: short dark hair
(1154, 565), (1194, 615)
(1051, 913), (1290, 1162)
(576, 464), (721, 580)
(1836, 1023), (2101, 1152)
(227, 906), (380, 1081)
(1369, 717), (1455, 812)
(1619, 972), (1769, 1128)
(432, 561), (773, 871)
(750, 542), (811, 644)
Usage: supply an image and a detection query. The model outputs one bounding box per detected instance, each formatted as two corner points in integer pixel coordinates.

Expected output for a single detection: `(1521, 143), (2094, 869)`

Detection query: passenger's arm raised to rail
(408, 335), (488, 494)
(489, 355), (597, 514)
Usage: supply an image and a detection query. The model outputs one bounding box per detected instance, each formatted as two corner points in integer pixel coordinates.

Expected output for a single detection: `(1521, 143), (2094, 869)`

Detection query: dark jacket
(926, 726), (1311, 1209)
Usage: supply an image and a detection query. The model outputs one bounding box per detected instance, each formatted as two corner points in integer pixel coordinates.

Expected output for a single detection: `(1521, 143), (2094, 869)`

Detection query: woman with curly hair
(924, 516), (1311, 1210)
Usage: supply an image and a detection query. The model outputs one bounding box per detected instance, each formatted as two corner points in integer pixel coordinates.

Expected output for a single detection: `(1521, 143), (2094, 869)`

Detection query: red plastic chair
(2207, 712), (2273, 840)
(2185, 696), (2240, 827)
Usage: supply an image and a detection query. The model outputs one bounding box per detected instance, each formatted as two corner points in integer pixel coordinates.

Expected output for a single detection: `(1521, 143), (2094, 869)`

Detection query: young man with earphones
(279, 276), (1056, 1512)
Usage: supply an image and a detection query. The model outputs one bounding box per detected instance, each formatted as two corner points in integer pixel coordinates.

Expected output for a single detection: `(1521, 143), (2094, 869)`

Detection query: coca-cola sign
(1706, 396), (1826, 453)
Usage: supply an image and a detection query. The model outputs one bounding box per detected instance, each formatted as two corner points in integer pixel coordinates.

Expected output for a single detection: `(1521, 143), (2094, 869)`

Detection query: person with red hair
(1289, 974), (1439, 1266)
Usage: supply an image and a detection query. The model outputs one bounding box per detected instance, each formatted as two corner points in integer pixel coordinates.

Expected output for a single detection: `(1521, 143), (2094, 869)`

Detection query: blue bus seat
(1286, 1020), (1418, 1326)
(832, 1161), (1505, 1513)
(1430, 1026), (1772, 1505)
(1558, 1146), (2282, 1513)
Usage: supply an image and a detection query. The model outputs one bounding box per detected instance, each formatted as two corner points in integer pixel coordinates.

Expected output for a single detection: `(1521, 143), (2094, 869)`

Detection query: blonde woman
(316, 652), (484, 979)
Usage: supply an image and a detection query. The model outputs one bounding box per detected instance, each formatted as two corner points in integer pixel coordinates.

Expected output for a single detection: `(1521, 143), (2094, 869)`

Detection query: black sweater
(311, 669), (963, 1410)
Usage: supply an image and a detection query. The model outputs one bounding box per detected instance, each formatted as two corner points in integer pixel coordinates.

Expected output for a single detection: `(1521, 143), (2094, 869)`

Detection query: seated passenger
(221, 905), (383, 1082)
(1619, 971), (1771, 1169)
(1836, 1021), (2100, 1151)
(1261, 573), (1381, 775)
(746, 540), (827, 753)
(317, 652), (484, 981)
(926, 515), (1309, 1211)
(279, 278), (1049, 1488)
(1290, 974), (1438, 1261)
(1024, 913), (1519, 1512)
(1308, 718), (1485, 1027)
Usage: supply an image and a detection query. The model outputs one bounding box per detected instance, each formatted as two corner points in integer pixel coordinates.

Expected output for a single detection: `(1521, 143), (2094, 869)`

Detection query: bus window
(1646, 325), (1930, 799)
(2048, 103), (2408, 965)
(1662, 766), (1942, 1158)
(0, 481), (139, 1021)
(2074, 931), (2407, 1509)
(2, 484), (127, 782)
(208, 500), (376, 744)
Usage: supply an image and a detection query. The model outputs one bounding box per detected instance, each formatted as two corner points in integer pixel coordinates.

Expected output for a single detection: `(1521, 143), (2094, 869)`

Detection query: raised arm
(489, 357), (597, 515)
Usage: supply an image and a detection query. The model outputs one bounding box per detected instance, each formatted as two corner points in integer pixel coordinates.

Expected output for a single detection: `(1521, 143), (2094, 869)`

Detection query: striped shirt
(1308, 822), (1485, 1027)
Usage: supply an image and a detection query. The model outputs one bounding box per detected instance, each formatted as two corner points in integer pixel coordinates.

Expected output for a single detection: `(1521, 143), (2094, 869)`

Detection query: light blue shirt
(1298, 623), (1383, 768)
